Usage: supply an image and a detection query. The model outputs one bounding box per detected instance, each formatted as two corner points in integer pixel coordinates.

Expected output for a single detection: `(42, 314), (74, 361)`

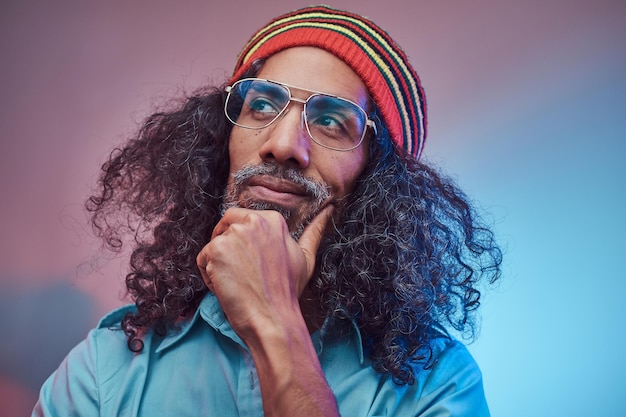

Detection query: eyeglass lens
(225, 79), (367, 150)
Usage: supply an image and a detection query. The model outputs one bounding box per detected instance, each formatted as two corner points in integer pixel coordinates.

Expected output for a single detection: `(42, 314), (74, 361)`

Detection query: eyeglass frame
(224, 78), (377, 152)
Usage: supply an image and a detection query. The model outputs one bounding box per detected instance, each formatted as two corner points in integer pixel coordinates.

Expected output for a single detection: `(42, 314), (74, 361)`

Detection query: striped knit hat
(231, 5), (427, 159)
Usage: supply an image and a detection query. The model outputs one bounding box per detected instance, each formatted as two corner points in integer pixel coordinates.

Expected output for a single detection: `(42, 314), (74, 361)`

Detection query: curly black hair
(87, 74), (501, 385)
(312, 114), (501, 384)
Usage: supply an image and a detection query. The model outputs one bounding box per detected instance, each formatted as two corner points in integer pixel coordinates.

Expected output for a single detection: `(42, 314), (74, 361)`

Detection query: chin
(220, 197), (308, 240)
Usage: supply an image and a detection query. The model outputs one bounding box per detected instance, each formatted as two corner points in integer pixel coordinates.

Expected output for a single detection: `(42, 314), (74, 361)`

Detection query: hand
(196, 205), (333, 339)
(196, 205), (339, 416)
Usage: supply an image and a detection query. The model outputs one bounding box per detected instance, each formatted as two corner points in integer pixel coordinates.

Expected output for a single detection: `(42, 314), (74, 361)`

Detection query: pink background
(1, 1), (624, 415)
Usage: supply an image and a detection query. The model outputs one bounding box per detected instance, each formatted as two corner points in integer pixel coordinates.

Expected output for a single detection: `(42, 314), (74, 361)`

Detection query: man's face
(225, 47), (371, 237)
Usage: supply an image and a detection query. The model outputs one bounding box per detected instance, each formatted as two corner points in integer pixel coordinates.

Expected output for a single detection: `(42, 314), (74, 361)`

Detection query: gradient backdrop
(1, 1), (624, 416)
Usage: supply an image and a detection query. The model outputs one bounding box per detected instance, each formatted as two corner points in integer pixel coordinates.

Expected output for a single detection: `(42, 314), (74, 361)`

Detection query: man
(34, 6), (501, 416)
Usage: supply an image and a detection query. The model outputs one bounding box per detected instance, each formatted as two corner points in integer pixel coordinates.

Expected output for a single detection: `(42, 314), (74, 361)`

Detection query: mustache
(231, 163), (331, 202)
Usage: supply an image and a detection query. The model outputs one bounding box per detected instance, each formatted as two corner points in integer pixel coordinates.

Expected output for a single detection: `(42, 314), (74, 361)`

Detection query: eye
(242, 82), (289, 120)
(307, 100), (356, 139)
(305, 95), (367, 148)
(248, 96), (281, 115)
(311, 112), (349, 131)
(241, 91), (286, 123)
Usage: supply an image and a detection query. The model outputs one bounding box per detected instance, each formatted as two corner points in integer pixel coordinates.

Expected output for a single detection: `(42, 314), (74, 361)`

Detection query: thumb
(298, 204), (335, 278)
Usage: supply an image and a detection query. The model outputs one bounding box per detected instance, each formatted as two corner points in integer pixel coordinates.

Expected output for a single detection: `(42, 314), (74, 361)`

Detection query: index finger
(211, 207), (250, 239)
(298, 204), (335, 277)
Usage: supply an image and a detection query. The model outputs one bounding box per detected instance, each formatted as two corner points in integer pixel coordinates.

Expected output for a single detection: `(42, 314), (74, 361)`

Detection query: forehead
(255, 47), (370, 109)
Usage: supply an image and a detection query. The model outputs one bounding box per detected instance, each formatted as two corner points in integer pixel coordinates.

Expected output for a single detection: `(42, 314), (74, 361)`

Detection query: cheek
(227, 129), (256, 172)
(324, 150), (368, 196)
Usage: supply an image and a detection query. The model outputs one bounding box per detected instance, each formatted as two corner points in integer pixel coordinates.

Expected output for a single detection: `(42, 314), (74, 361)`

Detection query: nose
(258, 107), (311, 169)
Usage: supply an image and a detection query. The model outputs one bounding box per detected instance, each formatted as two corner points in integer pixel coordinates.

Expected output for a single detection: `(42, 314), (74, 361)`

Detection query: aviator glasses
(224, 78), (376, 151)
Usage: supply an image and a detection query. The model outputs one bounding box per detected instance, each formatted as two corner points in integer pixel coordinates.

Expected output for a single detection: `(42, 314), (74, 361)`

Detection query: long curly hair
(312, 114), (501, 384)
(87, 73), (501, 385)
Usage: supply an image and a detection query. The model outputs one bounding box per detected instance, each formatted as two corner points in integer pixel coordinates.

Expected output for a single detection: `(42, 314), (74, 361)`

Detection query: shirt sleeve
(414, 340), (490, 417)
(32, 331), (100, 417)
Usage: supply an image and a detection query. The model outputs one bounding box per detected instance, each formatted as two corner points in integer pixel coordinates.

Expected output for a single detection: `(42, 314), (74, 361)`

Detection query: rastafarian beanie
(230, 5), (427, 159)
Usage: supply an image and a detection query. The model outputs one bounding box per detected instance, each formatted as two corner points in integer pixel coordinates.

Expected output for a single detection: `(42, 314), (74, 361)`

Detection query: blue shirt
(33, 294), (490, 416)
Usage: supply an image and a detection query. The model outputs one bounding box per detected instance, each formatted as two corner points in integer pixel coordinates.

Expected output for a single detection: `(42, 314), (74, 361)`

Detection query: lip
(242, 175), (311, 206)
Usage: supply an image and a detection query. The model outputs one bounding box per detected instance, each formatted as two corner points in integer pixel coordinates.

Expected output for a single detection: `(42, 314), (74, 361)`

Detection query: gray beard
(221, 163), (331, 240)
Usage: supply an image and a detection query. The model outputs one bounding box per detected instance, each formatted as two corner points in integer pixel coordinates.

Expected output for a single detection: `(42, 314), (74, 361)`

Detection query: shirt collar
(156, 293), (365, 364)
(312, 313), (365, 365)
(155, 303), (201, 354)
(156, 293), (243, 353)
